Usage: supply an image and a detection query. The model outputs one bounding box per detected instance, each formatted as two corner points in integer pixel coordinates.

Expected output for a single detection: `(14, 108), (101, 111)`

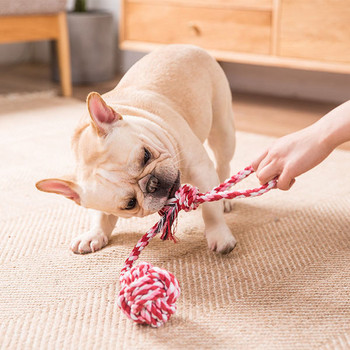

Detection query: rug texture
(1, 95), (350, 350)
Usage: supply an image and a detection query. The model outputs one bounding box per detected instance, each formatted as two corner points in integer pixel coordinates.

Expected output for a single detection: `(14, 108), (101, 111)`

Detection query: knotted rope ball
(117, 166), (276, 327)
(118, 262), (180, 327)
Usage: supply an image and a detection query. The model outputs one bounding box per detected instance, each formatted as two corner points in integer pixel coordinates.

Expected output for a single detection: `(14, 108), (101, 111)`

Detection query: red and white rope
(118, 165), (276, 327)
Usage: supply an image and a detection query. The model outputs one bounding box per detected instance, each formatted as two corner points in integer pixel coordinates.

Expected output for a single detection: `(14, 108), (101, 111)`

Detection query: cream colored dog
(36, 44), (236, 254)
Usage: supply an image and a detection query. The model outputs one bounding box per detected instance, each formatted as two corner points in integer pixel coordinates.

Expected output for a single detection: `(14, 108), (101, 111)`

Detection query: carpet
(1, 95), (350, 350)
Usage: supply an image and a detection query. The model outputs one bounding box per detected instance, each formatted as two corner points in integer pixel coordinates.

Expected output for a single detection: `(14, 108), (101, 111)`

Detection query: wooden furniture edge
(0, 12), (72, 97)
(0, 13), (64, 43)
(120, 40), (350, 74)
(123, 0), (273, 11)
(56, 12), (72, 97)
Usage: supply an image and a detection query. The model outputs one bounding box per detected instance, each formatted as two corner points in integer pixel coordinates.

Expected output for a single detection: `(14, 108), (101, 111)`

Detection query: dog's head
(36, 92), (180, 218)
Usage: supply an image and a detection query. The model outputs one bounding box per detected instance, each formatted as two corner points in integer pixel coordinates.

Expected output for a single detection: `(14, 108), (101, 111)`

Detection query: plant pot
(52, 11), (115, 84)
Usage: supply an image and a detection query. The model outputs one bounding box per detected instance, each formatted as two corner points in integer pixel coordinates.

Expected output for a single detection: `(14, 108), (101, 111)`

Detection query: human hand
(251, 126), (332, 190)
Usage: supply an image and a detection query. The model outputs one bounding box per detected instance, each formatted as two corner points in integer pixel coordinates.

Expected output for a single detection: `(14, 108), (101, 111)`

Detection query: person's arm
(251, 100), (350, 190)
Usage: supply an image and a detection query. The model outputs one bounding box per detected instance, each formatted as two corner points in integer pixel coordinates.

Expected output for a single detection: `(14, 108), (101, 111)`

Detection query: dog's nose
(138, 174), (160, 193)
(147, 176), (159, 193)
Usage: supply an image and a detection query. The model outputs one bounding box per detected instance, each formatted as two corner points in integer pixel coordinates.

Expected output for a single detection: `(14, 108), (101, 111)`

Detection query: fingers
(251, 150), (268, 172)
(252, 149), (296, 191)
(276, 171), (295, 190)
(252, 150), (279, 184)
(288, 178), (296, 189)
(277, 178), (295, 190)
(255, 161), (281, 185)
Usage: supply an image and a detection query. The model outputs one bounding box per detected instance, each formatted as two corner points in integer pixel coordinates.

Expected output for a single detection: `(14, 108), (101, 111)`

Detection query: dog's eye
(144, 148), (151, 165)
(125, 198), (137, 210)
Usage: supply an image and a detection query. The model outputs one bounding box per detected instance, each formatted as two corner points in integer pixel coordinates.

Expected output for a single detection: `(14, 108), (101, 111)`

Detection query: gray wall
(1, 0), (349, 104)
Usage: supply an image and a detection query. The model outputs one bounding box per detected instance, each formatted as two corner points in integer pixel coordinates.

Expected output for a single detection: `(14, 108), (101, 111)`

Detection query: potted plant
(53, 0), (115, 84)
(74, 0), (86, 12)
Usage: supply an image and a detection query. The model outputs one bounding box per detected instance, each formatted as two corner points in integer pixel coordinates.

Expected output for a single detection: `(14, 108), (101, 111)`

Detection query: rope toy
(117, 166), (277, 327)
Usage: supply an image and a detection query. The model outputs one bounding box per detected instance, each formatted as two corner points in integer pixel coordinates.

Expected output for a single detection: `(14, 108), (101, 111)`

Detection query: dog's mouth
(167, 172), (181, 199)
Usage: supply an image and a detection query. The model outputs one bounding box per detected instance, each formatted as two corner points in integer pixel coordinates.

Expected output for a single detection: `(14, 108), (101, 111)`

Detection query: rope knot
(118, 262), (180, 327)
(157, 184), (200, 241)
(174, 184), (200, 212)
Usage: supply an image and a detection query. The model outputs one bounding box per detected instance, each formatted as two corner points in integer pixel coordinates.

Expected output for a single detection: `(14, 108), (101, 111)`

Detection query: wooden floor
(1, 62), (348, 150)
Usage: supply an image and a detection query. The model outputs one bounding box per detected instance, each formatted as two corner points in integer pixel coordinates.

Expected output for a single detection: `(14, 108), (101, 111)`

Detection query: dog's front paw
(205, 225), (237, 254)
(70, 231), (109, 254)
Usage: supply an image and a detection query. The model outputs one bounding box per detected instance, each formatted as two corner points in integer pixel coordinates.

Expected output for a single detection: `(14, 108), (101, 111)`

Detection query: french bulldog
(36, 44), (237, 254)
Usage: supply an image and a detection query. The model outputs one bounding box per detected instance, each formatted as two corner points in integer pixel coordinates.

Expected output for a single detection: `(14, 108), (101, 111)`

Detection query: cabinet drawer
(279, 0), (350, 63)
(123, 2), (271, 55)
(126, 0), (273, 11)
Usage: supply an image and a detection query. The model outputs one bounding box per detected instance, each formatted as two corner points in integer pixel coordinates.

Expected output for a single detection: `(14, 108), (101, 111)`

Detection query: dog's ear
(36, 178), (81, 205)
(87, 92), (122, 136)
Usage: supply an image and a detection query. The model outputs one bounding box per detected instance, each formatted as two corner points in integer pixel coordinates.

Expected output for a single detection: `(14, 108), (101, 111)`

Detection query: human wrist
(311, 118), (337, 154)
(321, 101), (350, 150)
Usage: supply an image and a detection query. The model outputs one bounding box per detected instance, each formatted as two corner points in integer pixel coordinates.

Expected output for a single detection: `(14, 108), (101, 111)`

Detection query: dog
(36, 44), (237, 254)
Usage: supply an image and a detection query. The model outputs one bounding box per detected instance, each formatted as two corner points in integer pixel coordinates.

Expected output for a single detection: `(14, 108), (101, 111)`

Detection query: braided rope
(118, 166), (277, 327)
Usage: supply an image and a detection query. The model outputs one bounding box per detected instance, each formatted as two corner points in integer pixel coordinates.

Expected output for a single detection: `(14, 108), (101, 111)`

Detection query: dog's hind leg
(207, 94), (236, 212)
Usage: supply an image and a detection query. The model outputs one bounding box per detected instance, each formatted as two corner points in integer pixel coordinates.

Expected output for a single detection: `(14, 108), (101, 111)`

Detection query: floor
(1, 62), (348, 150)
(4, 88), (350, 348)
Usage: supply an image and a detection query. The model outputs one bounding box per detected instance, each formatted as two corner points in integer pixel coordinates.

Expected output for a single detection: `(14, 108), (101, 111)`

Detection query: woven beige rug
(1, 95), (350, 350)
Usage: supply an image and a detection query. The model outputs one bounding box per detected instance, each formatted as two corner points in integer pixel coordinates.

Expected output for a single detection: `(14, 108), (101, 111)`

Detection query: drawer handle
(188, 22), (201, 36)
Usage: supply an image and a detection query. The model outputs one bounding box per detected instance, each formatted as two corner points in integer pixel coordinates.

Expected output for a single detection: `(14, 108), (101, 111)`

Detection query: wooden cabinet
(120, 0), (350, 74)
(279, 0), (350, 64)
(124, 3), (272, 54)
